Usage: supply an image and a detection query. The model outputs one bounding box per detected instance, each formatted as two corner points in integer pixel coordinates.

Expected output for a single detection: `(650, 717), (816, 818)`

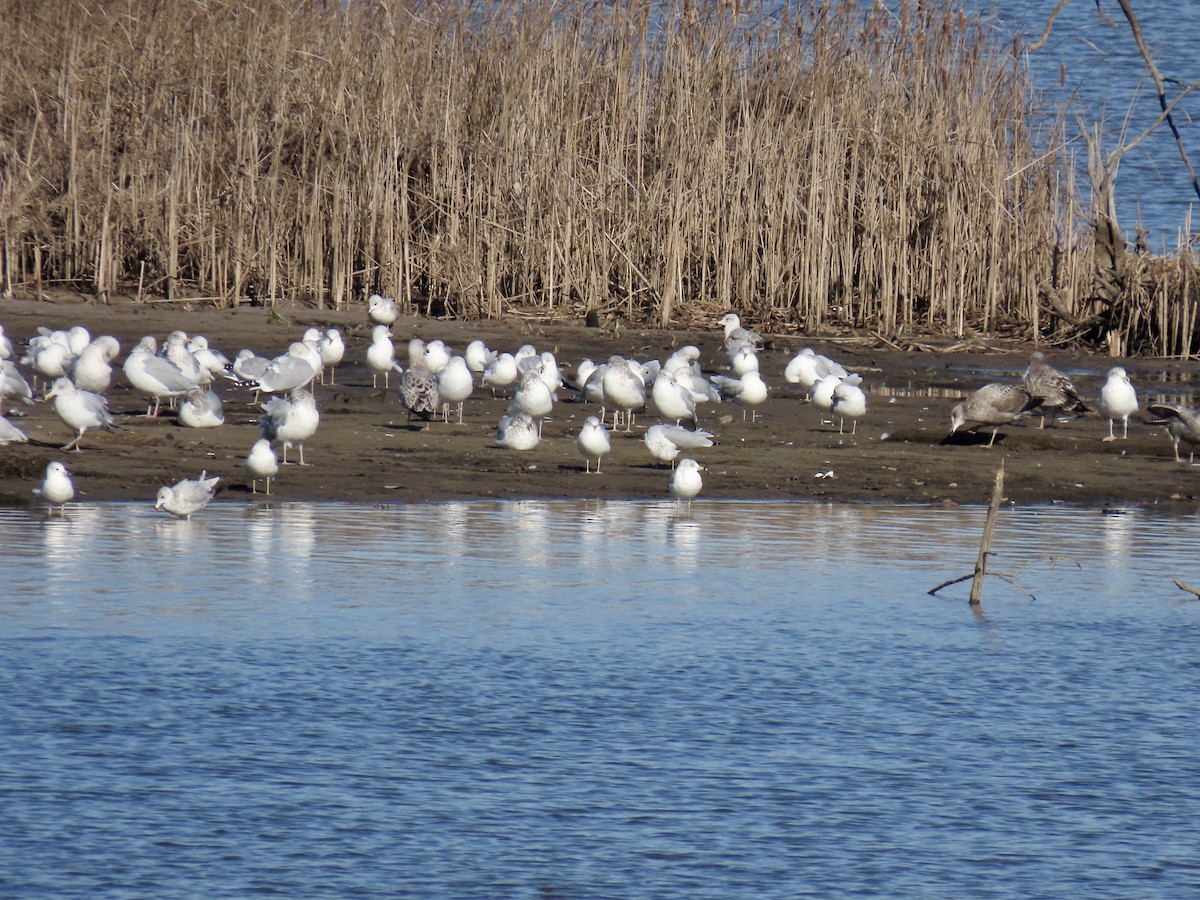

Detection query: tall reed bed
(1, 0), (1174, 348)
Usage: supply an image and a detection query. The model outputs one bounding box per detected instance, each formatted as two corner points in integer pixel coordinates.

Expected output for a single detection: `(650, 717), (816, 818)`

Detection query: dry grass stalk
(0, 0), (1191, 349)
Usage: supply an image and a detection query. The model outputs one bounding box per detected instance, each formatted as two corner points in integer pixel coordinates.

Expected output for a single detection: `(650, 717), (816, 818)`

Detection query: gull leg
(62, 431), (84, 452)
(987, 428), (998, 448)
(266, 476), (272, 495)
(298, 444), (308, 466)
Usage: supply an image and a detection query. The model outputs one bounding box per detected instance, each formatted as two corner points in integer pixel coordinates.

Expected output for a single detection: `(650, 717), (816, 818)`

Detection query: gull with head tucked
(669, 457), (705, 510)
(244, 438), (280, 494)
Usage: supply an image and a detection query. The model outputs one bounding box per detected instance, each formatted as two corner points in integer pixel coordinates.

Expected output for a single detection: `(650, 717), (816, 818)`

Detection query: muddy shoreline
(3, 293), (1199, 512)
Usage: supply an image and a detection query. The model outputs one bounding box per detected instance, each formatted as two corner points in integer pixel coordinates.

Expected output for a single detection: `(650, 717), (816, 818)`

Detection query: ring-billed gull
(784, 348), (848, 395)
(244, 438), (280, 494)
(163, 331), (205, 384)
(711, 370), (768, 422)
(831, 376), (867, 434)
(1147, 403), (1200, 463)
(257, 342), (319, 394)
(178, 387), (225, 428)
(1021, 351), (1088, 428)
(1, 359), (33, 405)
(436, 356), (474, 423)
(465, 339), (497, 386)
(46, 377), (114, 452)
(651, 369), (698, 426)
(366, 324), (396, 388)
(67, 335), (120, 393)
(318, 328), (345, 384)
(1096, 366), (1138, 441)
(155, 471), (220, 520)
(368, 293), (399, 325)
(719, 313), (763, 355)
(729, 347), (760, 376)
(232, 348), (271, 385)
(948, 383), (1040, 447)
(259, 388), (320, 465)
(423, 339), (451, 374)
(510, 368), (553, 434)
(644, 423), (714, 467)
(124, 336), (198, 416)
(34, 461), (74, 514)
(496, 411), (540, 450)
(602, 355), (646, 431)
(669, 457), (705, 509)
(0, 414), (28, 445)
(186, 335), (233, 385)
(0, 323), (12, 360)
(576, 415), (612, 474)
(482, 352), (519, 394)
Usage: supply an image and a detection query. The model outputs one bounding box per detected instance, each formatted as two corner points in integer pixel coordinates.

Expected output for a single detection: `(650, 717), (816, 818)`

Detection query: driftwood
(1172, 578), (1200, 600)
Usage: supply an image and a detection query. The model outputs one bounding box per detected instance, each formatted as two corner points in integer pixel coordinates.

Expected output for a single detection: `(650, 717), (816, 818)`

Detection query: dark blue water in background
(3, 500), (1200, 897)
(979, 0), (1199, 249)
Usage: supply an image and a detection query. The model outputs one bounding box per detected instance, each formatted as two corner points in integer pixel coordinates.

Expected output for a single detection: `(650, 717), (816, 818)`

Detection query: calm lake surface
(3, 500), (1200, 897)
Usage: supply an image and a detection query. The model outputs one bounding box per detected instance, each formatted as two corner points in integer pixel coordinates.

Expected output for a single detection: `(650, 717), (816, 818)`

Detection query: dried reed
(0, 0), (1194, 352)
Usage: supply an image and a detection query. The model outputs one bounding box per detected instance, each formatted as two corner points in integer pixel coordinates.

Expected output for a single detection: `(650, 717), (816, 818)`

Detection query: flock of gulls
(0, 299), (1194, 518)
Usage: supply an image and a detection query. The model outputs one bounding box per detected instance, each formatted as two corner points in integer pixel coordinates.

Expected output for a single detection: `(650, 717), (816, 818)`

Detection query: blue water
(3, 500), (1200, 897)
(979, 0), (1200, 248)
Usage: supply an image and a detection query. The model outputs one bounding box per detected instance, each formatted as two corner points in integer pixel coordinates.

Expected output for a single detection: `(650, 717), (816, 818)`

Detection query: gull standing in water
(34, 461), (75, 515)
(46, 377), (114, 451)
(948, 383), (1040, 447)
(244, 438), (280, 494)
(1021, 351), (1088, 427)
(1148, 403), (1200, 463)
(1096, 366), (1138, 441)
(669, 457), (705, 510)
(259, 388), (320, 465)
(576, 415), (612, 474)
(155, 471), (220, 520)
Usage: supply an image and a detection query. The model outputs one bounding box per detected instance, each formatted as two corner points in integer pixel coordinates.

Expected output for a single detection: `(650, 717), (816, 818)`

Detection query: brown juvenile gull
(1020, 351), (1088, 428)
(400, 338), (439, 428)
(948, 383), (1041, 447)
(1148, 403), (1200, 463)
